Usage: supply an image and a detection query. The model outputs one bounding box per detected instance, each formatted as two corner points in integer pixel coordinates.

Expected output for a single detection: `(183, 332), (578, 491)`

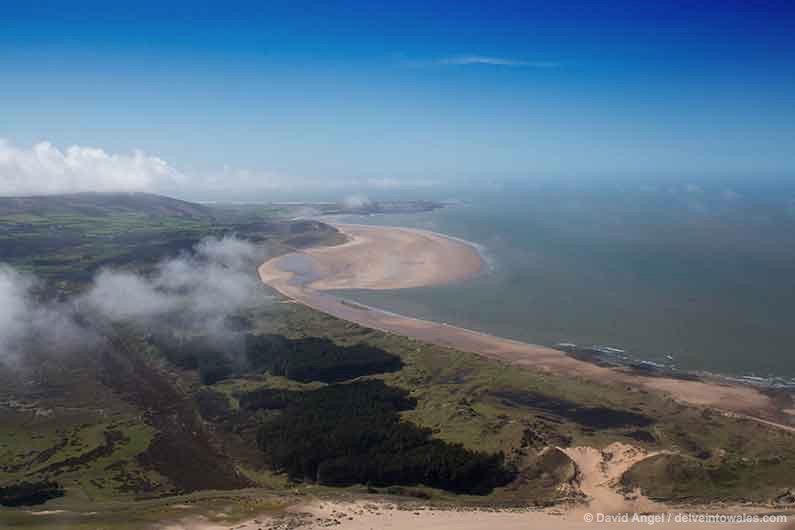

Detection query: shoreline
(298, 223), (486, 290)
(259, 223), (792, 429)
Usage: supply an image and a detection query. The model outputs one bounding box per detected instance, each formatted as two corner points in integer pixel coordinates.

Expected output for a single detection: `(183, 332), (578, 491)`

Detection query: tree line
(252, 380), (515, 494)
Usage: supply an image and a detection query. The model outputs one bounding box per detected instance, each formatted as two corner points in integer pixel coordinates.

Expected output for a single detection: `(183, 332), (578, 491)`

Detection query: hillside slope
(0, 192), (214, 219)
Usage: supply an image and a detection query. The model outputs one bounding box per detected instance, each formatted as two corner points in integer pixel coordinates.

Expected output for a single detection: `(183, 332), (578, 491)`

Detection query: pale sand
(302, 223), (484, 290)
(164, 498), (791, 530)
(296, 500), (790, 530)
(563, 442), (665, 515)
(161, 224), (795, 529)
(260, 223), (789, 427)
(161, 444), (790, 529)
(159, 442), (785, 530)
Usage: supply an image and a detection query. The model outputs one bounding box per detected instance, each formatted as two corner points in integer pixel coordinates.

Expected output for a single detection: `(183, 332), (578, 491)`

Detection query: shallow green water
(334, 183), (795, 379)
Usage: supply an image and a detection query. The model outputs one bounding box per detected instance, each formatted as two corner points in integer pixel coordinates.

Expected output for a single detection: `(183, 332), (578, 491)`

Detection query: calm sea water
(333, 182), (795, 379)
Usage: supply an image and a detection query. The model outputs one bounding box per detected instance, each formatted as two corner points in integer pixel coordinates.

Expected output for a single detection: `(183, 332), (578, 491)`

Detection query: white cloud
(0, 138), (441, 197)
(0, 139), (185, 195)
(343, 194), (372, 209)
(81, 235), (267, 323)
(0, 236), (269, 366)
(0, 265), (35, 359)
(0, 264), (95, 364)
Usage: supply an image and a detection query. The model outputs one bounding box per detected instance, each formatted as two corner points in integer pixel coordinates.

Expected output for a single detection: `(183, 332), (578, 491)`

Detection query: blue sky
(0, 1), (793, 198)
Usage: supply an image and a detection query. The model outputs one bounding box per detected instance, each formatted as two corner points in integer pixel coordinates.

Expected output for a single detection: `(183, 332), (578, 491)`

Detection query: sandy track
(563, 442), (665, 515)
(178, 222), (795, 529)
(259, 223), (788, 426)
(199, 218), (794, 528)
(295, 499), (790, 530)
(164, 498), (790, 530)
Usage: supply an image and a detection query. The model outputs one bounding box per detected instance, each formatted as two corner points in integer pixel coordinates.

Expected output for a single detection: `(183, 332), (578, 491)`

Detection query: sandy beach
(299, 223), (485, 290)
(259, 223), (789, 426)
(177, 223), (795, 528)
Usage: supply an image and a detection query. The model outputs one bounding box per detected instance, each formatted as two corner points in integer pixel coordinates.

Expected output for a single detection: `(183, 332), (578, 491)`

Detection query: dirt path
(162, 498), (791, 530)
(563, 442), (665, 516)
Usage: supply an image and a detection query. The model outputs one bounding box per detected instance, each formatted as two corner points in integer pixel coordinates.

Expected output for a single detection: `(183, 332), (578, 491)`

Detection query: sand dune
(178, 225), (794, 528)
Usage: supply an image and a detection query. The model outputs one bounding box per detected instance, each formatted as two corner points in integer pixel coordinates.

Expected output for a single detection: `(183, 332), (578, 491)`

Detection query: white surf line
(259, 230), (795, 434)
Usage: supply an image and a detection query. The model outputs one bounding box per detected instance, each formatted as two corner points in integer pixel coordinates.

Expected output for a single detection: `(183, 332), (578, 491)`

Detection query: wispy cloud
(435, 55), (562, 68)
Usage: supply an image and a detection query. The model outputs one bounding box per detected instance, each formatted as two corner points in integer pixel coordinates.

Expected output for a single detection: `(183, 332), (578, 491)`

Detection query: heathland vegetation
(3, 193), (795, 530)
(252, 380), (514, 494)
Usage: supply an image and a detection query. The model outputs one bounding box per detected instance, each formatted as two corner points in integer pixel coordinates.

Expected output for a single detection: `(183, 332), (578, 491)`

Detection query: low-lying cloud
(82, 235), (266, 323)
(0, 266), (37, 358)
(0, 236), (269, 366)
(342, 194), (373, 210)
(0, 265), (96, 363)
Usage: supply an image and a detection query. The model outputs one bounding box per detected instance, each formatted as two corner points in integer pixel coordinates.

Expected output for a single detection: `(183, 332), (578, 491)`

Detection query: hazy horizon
(333, 180), (795, 379)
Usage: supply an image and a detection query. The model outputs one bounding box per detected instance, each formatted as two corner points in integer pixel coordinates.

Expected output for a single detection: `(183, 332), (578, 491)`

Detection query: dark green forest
(251, 380), (516, 494)
(0, 481), (64, 507)
(245, 334), (403, 383)
(149, 332), (404, 385)
(153, 329), (513, 495)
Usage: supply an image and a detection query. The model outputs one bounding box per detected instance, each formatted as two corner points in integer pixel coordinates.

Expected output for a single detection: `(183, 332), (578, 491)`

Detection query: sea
(329, 180), (795, 383)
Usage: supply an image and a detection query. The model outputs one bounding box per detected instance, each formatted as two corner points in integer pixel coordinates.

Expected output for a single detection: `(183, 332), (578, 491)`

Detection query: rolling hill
(0, 192), (215, 219)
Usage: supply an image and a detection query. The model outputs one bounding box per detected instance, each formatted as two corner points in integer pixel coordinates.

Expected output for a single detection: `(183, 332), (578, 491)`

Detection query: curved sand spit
(181, 222), (795, 529)
(260, 223), (788, 425)
(298, 223), (484, 290)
